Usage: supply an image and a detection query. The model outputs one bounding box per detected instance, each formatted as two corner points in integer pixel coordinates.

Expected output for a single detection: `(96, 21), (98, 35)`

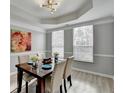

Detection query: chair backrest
(18, 55), (29, 64)
(63, 56), (74, 78)
(51, 60), (66, 93)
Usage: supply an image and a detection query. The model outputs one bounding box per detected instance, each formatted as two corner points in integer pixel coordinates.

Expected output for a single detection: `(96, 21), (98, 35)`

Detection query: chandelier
(40, 0), (62, 14)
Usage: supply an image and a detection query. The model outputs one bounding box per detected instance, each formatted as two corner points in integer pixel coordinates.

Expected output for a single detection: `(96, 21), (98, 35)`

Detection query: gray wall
(64, 29), (73, 58)
(46, 22), (114, 75)
(73, 22), (114, 75)
(46, 32), (52, 57)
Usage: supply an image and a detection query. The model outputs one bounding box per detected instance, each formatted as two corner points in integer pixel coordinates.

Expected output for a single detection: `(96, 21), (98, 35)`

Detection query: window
(52, 30), (64, 58)
(73, 25), (93, 62)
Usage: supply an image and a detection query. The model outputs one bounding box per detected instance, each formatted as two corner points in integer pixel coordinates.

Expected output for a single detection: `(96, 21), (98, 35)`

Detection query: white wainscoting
(11, 51), (46, 56)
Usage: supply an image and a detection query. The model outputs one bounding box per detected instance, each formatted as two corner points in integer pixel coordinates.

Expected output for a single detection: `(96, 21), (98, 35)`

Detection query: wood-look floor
(11, 70), (114, 93)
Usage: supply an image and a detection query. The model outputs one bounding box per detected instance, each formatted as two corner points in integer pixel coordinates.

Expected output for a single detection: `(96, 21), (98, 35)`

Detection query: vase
(54, 56), (58, 63)
(32, 61), (37, 67)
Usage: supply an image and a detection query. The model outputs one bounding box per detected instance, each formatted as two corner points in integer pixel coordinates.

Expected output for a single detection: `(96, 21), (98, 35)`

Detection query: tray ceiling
(10, 0), (114, 30)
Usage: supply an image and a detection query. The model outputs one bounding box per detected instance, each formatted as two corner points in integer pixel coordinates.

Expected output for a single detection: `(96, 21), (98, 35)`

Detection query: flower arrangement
(53, 52), (59, 56)
(30, 55), (40, 62)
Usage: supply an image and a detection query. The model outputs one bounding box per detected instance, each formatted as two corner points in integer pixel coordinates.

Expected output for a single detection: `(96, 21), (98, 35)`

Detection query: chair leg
(64, 79), (67, 93)
(67, 76), (70, 82)
(69, 75), (72, 87)
(26, 81), (28, 93)
(36, 84), (38, 93)
(60, 85), (62, 93)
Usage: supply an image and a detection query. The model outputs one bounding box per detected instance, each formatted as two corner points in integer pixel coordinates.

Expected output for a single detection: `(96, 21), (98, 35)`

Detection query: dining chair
(63, 56), (74, 93)
(18, 55), (35, 93)
(45, 60), (66, 93)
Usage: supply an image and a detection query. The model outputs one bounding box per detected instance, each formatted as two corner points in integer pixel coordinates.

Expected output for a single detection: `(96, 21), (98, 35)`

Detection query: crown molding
(10, 2), (39, 18)
(10, 19), (46, 33)
(40, 0), (93, 24)
(46, 16), (114, 32)
(11, 0), (93, 24)
(10, 4), (40, 24)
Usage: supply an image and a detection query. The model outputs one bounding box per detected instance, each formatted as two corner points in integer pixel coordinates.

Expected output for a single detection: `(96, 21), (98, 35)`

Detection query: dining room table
(15, 59), (56, 93)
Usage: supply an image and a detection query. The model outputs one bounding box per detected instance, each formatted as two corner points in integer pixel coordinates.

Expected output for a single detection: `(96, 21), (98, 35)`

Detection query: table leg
(37, 78), (45, 93)
(17, 68), (23, 93)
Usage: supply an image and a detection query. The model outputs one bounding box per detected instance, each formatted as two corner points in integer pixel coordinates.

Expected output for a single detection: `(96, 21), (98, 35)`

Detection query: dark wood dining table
(15, 62), (54, 93)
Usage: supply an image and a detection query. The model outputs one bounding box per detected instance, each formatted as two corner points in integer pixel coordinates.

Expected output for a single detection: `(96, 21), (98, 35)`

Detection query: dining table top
(15, 58), (65, 79)
(16, 63), (54, 79)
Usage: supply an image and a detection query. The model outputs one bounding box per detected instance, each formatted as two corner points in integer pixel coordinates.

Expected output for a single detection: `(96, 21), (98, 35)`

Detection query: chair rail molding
(46, 51), (114, 58)
(11, 51), (46, 56)
(94, 54), (114, 58)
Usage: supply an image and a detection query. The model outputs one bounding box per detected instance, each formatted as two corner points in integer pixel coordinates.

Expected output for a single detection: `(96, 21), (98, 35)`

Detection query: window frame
(73, 25), (93, 62)
(52, 30), (64, 58)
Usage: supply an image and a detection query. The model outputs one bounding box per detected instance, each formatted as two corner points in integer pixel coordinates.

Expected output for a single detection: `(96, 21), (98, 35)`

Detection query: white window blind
(52, 30), (64, 58)
(73, 25), (93, 62)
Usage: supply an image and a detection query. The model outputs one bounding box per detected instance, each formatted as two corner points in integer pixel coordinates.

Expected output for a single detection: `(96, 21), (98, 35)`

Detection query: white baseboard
(10, 71), (17, 76)
(72, 67), (114, 79)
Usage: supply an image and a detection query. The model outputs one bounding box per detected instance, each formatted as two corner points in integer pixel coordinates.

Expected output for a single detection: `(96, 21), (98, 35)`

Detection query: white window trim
(52, 30), (64, 58)
(73, 25), (93, 62)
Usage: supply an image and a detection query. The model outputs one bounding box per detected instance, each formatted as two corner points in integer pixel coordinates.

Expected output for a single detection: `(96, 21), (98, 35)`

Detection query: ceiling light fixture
(40, 0), (62, 14)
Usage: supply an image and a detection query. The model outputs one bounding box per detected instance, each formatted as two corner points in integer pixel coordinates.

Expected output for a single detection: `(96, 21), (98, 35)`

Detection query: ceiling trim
(11, 19), (46, 33)
(11, 0), (93, 24)
(10, 4), (40, 24)
(10, 2), (40, 18)
(46, 16), (114, 32)
(40, 0), (93, 24)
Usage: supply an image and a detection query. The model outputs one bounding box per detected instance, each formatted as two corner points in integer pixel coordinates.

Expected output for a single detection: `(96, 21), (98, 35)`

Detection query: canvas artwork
(11, 30), (31, 52)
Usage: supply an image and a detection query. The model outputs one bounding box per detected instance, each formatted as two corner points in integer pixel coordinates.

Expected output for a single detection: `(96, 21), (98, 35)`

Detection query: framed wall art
(11, 29), (31, 52)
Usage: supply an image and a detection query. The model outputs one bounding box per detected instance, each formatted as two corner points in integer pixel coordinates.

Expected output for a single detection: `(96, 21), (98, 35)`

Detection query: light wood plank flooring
(11, 70), (114, 93)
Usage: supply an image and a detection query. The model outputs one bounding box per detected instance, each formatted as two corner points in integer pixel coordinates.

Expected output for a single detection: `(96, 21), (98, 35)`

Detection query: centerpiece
(53, 52), (59, 63)
(30, 55), (40, 67)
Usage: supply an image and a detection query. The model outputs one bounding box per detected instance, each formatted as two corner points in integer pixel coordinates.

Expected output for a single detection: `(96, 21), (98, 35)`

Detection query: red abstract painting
(11, 30), (31, 52)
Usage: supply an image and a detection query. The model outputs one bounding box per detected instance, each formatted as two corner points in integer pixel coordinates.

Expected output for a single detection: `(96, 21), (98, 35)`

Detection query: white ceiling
(11, 0), (89, 18)
(10, 0), (114, 30)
